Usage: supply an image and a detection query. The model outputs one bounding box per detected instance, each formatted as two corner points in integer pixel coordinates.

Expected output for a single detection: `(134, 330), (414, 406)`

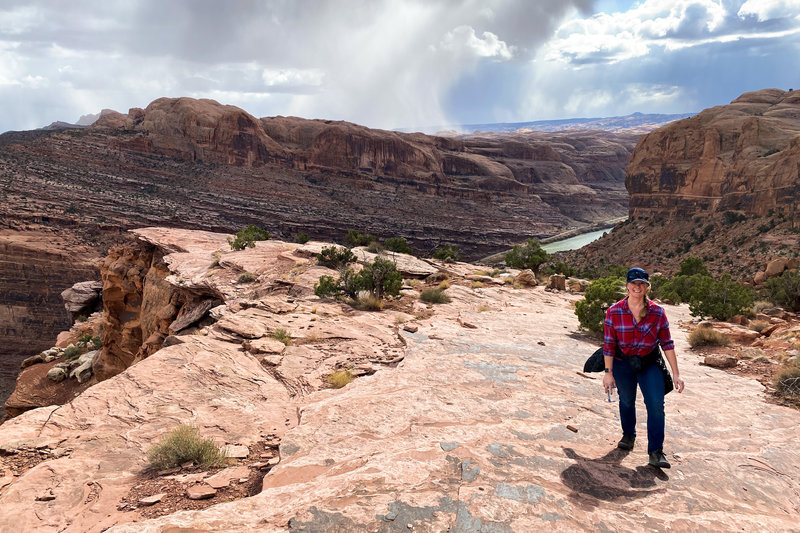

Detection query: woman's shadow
(560, 446), (668, 509)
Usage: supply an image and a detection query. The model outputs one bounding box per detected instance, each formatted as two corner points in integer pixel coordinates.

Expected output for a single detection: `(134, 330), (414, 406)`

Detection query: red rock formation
(627, 89), (800, 219)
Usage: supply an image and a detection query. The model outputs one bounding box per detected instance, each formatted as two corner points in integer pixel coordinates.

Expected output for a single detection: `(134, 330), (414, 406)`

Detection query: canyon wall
(626, 88), (800, 220)
(0, 233), (98, 415)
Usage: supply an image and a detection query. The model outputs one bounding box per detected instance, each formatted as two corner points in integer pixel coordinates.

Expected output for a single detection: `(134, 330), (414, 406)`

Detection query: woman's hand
(674, 373), (685, 393)
(602, 371), (616, 394)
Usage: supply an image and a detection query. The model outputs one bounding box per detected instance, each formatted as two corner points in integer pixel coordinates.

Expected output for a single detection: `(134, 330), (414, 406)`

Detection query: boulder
(515, 270), (537, 287)
(46, 366), (67, 383)
(703, 354), (739, 368)
(753, 271), (767, 285)
(60, 281), (103, 320)
(765, 258), (789, 278)
(548, 274), (566, 291)
(566, 277), (590, 292)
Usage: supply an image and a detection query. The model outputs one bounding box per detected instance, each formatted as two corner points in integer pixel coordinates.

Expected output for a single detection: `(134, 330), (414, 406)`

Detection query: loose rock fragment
(186, 484), (216, 500)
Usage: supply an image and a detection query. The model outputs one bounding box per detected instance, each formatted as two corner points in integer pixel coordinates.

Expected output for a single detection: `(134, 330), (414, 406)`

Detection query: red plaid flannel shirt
(603, 298), (674, 359)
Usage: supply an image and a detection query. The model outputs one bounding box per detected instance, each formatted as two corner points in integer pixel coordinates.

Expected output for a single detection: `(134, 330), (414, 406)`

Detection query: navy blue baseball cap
(626, 267), (650, 284)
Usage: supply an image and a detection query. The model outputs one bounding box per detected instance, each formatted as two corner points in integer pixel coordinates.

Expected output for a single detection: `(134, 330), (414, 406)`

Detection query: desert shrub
(384, 237), (412, 254)
(677, 257), (710, 277)
(749, 319), (771, 333)
(722, 211), (747, 225)
(77, 333), (93, 344)
(689, 274), (754, 320)
(326, 369), (355, 389)
(762, 270), (800, 312)
(774, 362), (800, 398)
(314, 258), (401, 303)
(317, 246), (356, 269)
(63, 345), (83, 360)
(688, 327), (731, 348)
(543, 261), (577, 277)
(575, 276), (625, 332)
(293, 232), (310, 244)
(76, 315), (88, 322)
(238, 272), (257, 283)
(432, 244), (462, 263)
(366, 241), (384, 253)
(228, 225), (270, 251)
(504, 239), (549, 275)
(420, 288), (451, 304)
(314, 275), (340, 298)
(147, 424), (226, 471)
(345, 230), (376, 247)
(359, 257), (402, 299)
(269, 328), (292, 346)
(471, 281), (484, 289)
(437, 280), (450, 290)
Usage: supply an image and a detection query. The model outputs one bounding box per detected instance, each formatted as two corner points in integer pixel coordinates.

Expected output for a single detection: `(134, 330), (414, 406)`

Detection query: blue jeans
(613, 356), (665, 453)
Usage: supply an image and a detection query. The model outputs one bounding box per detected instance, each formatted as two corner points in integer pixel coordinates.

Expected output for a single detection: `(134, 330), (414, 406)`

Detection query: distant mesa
(75, 108), (119, 126)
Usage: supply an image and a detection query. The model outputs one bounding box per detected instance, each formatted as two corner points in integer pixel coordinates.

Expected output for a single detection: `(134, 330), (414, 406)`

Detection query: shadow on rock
(560, 447), (667, 509)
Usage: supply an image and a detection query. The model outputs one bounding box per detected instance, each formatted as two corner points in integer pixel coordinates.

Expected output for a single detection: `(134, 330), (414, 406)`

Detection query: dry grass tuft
(420, 289), (451, 304)
(688, 327), (731, 348)
(749, 319), (771, 333)
(326, 369), (355, 389)
(147, 424), (226, 471)
(353, 293), (383, 311)
(238, 272), (257, 283)
(437, 280), (451, 290)
(774, 362), (800, 399)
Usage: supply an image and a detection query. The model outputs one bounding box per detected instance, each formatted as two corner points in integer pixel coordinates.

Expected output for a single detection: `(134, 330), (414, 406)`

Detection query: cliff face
(561, 89), (800, 277)
(627, 89), (800, 219)
(0, 233), (98, 415)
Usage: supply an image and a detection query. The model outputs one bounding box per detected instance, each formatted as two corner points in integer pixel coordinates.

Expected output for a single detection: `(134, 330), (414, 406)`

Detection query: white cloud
(738, 0), (800, 21)
(542, 0), (799, 65)
(440, 26), (514, 60)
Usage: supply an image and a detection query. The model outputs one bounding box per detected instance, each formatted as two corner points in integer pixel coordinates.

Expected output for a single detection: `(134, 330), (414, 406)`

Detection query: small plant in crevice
(238, 272), (257, 283)
(326, 369), (355, 389)
(269, 328), (292, 346)
(146, 424), (226, 471)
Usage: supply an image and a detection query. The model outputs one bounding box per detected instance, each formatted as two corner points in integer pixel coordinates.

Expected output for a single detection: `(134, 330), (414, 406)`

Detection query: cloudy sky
(1, 0), (799, 133)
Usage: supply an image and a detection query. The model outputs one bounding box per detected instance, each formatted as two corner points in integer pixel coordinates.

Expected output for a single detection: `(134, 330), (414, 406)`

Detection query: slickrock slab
(223, 445), (250, 459)
(351, 248), (440, 277)
(108, 288), (800, 533)
(0, 336), (297, 532)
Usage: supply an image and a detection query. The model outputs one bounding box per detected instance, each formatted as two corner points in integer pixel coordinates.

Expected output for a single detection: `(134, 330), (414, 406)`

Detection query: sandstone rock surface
(0, 228), (798, 532)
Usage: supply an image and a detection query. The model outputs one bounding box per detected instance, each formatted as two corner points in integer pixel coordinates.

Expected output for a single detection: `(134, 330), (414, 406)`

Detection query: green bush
(575, 276), (625, 332)
(314, 275), (340, 298)
(228, 225), (270, 251)
(293, 232), (310, 244)
(317, 246), (356, 269)
(677, 257), (709, 277)
(504, 239), (549, 275)
(432, 244), (462, 263)
(63, 345), (83, 360)
(689, 274), (754, 320)
(762, 270), (800, 312)
(314, 257), (401, 303)
(345, 230), (376, 247)
(420, 288), (451, 304)
(90, 336), (102, 350)
(384, 237), (412, 254)
(722, 211), (747, 225)
(147, 424), (226, 471)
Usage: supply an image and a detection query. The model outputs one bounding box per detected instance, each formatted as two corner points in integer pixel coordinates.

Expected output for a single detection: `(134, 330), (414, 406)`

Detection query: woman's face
(627, 280), (649, 298)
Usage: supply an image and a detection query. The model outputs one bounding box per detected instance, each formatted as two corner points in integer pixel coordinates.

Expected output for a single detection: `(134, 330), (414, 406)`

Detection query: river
(541, 227), (612, 253)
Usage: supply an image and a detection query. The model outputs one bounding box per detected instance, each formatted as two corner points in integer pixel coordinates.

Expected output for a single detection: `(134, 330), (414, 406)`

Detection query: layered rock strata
(627, 88), (800, 219)
(0, 228), (798, 531)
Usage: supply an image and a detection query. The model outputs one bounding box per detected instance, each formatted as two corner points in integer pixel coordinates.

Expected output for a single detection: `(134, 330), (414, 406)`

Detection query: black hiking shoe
(648, 449), (670, 468)
(617, 434), (635, 450)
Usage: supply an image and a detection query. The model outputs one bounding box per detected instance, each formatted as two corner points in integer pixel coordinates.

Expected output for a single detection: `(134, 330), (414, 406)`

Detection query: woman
(602, 267), (685, 468)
